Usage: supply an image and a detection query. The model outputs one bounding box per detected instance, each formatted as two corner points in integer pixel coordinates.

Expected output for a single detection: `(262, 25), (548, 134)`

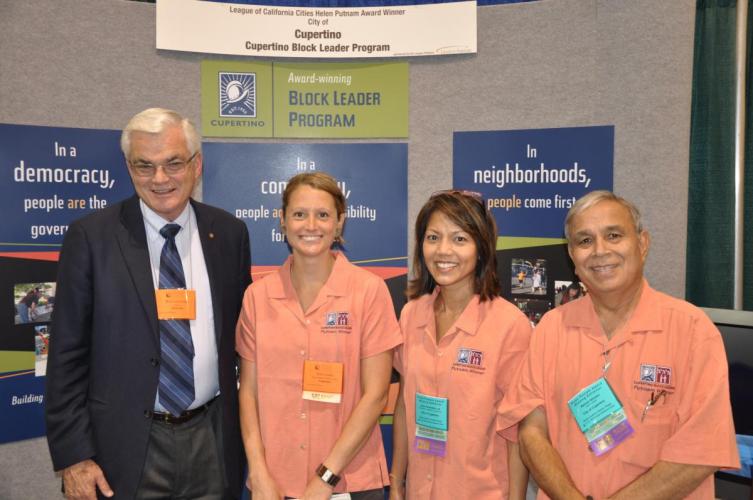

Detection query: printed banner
(0, 125), (132, 253)
(202, 142), (407, 281)
(201, 60), (408, 138)
(157, 0), (476, 58)
(453, 126), (614, 323)
(0, 124), (133, 443)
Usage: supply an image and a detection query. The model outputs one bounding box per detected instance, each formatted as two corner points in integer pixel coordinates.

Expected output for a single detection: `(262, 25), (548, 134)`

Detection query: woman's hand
(388, 482), (406, 500)
(300, 476), (333, 500)
(249, 468), (284, 500)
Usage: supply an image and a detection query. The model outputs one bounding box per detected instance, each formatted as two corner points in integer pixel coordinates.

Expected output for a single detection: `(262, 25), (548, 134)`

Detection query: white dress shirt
(140, 200), (219, 411)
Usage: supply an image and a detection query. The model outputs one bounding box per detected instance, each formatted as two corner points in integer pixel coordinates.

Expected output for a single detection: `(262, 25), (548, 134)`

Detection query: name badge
(414, 393), (448, 456)
(568, 377), (634, 456)
(155, 289), (196, 320)
(302, 360), (344, 404)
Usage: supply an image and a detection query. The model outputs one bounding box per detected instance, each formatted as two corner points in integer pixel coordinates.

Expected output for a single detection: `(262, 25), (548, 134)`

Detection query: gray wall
(0, 0), (695, 497)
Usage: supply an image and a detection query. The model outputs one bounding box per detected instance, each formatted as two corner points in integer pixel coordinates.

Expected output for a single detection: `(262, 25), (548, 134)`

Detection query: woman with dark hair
(559, 281), (583, 305)
(236, 172), (401, 500)
(389, 191), (531, 500)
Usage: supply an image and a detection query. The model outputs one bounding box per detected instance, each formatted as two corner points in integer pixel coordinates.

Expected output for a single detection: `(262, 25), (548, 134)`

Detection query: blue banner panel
(0, 124), (134, 444)
(0, 372), (45, 443)
(203, 142), (407, 269)
(0, 124), (133, 252)
(453, 126), (614, 239)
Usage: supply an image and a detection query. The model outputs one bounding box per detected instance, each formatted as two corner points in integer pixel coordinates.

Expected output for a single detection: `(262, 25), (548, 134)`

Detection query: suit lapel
(116, 195), (160, 347)
(193, 200), (223, 343)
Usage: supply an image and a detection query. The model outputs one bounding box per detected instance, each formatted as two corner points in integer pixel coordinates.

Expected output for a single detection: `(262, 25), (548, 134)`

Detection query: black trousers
(135, 400), (231, 499)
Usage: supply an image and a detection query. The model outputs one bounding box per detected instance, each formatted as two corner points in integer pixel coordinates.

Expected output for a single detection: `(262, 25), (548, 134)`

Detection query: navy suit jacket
(45, 195), (251, 499)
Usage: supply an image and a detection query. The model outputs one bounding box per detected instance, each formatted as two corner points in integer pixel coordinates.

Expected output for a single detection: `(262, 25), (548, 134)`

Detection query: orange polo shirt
(395, 290), (532, 499)
(497, 281), (740, 499)
(236, 253), (402, 497)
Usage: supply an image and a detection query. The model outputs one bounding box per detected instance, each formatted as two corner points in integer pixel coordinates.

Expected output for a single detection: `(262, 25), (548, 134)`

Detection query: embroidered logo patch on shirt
(457, 348), (483, 366)
(639, 364), (672, 385)
(634, 363), (674, 393)
(322, 311), (352, 334)
(640, 364), (656, 382)
(452, 347), (486, 374)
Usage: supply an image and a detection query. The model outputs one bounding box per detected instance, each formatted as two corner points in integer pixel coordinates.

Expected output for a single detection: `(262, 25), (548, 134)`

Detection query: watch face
(317, 465), (339, 486)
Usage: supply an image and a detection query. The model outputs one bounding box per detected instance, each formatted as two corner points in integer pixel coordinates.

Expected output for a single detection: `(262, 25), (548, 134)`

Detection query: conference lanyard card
(568, 377), (634, 456)
(155, 289), (196, 320)
(414, 435), (447, 456)
(414, 393), (448, 456)
(415, 425), (448, 442)
(415, 393), (448, 430)
(302, 360), (344, 404)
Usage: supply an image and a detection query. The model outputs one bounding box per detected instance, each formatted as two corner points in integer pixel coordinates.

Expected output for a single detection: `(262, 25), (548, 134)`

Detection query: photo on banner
(453, 125), (614, 324)
(0, 123), (133, 443)
(201, 60), (409, 138)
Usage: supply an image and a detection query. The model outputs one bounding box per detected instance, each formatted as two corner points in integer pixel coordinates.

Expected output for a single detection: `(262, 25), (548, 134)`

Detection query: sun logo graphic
(219, 72), (256, 117)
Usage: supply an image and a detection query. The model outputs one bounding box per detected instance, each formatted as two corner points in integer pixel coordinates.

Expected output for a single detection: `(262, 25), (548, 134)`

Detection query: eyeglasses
(129, 152), (198, 178)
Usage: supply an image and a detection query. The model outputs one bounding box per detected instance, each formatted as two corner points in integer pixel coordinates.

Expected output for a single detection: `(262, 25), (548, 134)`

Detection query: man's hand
(62, 459), (113, 500)
(519, 408), (586, 500)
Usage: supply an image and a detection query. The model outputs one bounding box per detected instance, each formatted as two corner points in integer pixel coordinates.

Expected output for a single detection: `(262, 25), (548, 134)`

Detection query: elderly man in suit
(45, 108), (251, 499)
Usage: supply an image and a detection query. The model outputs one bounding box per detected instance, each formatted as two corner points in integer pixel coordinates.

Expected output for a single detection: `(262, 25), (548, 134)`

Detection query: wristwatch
(315, 463), (341, 487)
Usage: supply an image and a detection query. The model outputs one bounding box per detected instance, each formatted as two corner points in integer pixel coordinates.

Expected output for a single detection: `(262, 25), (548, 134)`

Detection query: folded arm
(519, 407), (586, 500)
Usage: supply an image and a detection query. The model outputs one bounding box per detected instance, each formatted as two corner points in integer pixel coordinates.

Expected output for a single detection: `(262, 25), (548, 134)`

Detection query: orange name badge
(302, 360), (344, 404)
(155, 289), (196, 320)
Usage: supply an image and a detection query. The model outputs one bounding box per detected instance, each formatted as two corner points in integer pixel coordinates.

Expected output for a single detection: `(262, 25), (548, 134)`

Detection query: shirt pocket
(618, 398), (678, 471)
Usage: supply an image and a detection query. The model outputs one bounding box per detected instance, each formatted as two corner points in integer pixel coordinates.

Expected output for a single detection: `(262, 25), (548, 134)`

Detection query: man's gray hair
(564, 190), (643, 243)
(120, 108), (201, 158)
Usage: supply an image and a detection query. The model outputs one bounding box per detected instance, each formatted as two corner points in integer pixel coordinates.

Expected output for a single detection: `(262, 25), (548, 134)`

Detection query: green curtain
(745, 0), (753, 310)
(686, 0), (738, 308)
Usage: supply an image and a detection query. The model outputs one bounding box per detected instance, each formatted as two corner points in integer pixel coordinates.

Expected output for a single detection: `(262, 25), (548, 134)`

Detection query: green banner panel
(201, 60), (274, 138)
(273, 62), (408, 138)
(0, 351), (34, 374)
(202, 60), (408, 138)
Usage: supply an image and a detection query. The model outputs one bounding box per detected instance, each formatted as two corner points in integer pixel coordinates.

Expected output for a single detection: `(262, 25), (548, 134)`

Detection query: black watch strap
(315, 463), (341, 487)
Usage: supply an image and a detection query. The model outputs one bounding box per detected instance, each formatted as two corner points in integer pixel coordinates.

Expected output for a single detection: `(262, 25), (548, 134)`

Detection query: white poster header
(156, 0), (476, 58)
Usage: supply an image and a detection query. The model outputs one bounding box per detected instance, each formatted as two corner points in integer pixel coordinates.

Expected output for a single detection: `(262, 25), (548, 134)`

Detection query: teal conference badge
(414, 393), (448, 456)
(568, 378), (634, 456)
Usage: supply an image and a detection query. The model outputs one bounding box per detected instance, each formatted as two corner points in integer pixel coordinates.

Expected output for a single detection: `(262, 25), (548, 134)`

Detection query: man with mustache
(498, 191), (739, 499)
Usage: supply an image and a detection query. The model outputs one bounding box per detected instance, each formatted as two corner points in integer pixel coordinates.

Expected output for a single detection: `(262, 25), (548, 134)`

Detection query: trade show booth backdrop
(0, 0), (700, 498)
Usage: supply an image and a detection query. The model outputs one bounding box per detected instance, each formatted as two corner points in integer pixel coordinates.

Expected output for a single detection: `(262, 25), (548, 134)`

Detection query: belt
(151, 398), (216, 425)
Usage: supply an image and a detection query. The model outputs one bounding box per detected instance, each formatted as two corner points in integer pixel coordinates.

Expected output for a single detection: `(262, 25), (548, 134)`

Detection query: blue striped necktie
(158, 223), (195, 415)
